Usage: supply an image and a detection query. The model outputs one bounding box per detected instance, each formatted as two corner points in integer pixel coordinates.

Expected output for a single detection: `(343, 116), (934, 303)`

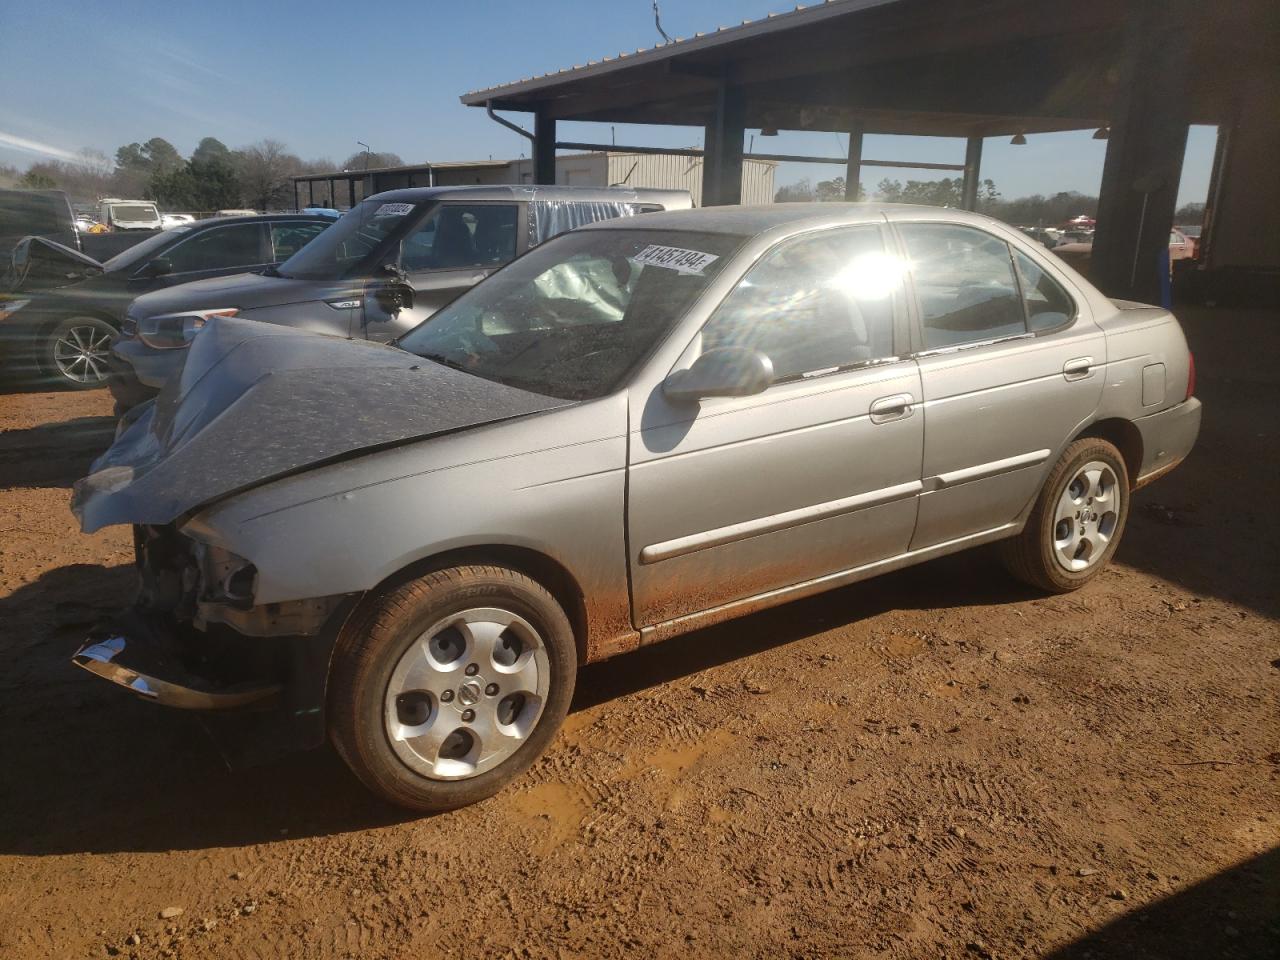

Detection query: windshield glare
(398, 229), (743, 401)
(110, 204), (159, 221)
(277, 197), (420, 280)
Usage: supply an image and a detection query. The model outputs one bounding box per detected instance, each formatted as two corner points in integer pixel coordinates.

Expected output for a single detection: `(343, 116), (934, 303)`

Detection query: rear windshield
(0, 192), (65, 235)
(276, 197), (423, 280)
(398, 228), (744, 401)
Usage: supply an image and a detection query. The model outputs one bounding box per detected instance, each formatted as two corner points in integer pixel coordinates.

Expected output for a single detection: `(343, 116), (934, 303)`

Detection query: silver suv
(108, 185), (690, 409)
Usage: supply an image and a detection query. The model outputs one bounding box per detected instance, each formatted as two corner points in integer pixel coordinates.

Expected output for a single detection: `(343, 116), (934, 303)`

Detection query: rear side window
(271, 222), (327, 261)
(899, 223), (1025, 350)
(1013, 249), (1075, 332)
(164, 223), (265, 273)
(0, 193), (61, 235)
(700, 225), (901, 382)
(527, 200), (641, 247)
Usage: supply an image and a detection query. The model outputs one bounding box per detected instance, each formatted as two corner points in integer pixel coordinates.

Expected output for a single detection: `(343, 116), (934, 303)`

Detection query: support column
(961, 136), (984, 211)
(701, 84), (745, 206)
(328, 178), (336, 208)
(1091, 0), (1193, 302)
(308, 180), (315, 206)
(845, 121), (865, 201)
(533, 109), (557, 185)
(349, 177), (357, 209)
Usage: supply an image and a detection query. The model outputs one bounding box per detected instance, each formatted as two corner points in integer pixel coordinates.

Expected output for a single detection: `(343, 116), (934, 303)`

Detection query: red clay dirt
(0, 306), (1276, 959)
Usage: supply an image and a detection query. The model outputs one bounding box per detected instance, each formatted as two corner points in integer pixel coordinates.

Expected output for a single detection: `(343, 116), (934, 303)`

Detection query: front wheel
(41, 316), (117, 389)
(1000, 437), (1130, 593)
(328, 565), (577, 812)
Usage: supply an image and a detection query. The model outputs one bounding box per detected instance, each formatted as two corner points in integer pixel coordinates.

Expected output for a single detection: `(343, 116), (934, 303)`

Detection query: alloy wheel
(53, 322), (112, 384)
(1052, 460), (1120, 572)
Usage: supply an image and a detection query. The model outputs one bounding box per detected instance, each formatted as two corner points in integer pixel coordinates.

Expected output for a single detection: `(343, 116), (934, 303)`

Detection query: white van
(97, 198), (163, 231)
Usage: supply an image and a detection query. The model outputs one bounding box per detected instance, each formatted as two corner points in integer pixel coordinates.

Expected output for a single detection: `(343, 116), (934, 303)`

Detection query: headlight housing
(0, 298), (31, 322)
(137, 308), (238, 350)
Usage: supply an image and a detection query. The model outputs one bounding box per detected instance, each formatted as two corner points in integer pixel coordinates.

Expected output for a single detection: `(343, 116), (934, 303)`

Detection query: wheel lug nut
(485, 683), (499, 696)
(461, 709), (475, 722)
(464, 664), (479, 676)
(440, 690), (454, 703)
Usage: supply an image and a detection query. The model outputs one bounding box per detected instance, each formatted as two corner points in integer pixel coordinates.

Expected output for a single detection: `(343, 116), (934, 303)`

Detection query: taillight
(1186, 351), (1196, 400)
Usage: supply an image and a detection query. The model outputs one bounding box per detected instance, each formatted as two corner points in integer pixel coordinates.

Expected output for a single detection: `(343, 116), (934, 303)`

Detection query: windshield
(101, 225), (191, 272)
(277, 197), (421, 280)
(398, 228), (743, 401)
(109, 203), (159, 222)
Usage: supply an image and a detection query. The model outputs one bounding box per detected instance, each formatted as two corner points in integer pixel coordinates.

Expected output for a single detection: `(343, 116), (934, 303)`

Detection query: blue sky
(0, 0), (1214, 206)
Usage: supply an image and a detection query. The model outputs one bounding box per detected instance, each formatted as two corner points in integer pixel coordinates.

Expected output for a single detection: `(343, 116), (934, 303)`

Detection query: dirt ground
(0, 306), (1276, 960)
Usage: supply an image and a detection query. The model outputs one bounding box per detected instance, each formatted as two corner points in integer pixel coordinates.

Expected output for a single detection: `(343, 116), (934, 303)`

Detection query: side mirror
(142, 258), (172, 278)
(662, 346), (774, 403)
(374, 280), (414, 316)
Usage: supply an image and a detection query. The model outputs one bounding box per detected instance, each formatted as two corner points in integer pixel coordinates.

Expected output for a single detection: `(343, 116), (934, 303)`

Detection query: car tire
(328, 564), (577, 812)
(40, 315), (116, 389)
(1000, 437), (1130, 593)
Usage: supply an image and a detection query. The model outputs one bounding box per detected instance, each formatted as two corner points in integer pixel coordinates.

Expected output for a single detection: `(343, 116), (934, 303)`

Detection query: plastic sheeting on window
(527, 200), (637, 248)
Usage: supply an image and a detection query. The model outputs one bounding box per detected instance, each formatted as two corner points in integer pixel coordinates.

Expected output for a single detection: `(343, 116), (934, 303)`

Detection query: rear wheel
(41, 316), (116, 389)
(1000, 437), (1130, 592)
(328, 564), (576, 812)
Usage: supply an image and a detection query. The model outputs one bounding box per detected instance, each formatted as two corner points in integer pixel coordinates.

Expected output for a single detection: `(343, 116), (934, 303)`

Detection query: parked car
(160, 213), (196, 230)
(0, 215), (332, 387)
(1176, 224), (1202, 259)
(0, 188), (80, 260)
(97, 198), (163, 231)
(75, 216), (108, 234)
(108, 185), (690, 409)
(71, 204), (1200, 812)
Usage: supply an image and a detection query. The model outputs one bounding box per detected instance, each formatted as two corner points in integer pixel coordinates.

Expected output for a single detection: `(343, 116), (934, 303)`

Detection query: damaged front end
(73, 523), (357, 757)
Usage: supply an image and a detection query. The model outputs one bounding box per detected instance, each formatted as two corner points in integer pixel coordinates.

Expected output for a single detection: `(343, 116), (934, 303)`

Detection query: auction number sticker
(631, 244), (720, 275)
(374, 202), (415, 217)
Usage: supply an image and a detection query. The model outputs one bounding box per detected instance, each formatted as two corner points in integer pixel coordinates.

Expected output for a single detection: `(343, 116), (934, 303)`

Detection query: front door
(895, 221), (1107, 549)
(627, 224), (924, 628)
(363, 201), (521, 341)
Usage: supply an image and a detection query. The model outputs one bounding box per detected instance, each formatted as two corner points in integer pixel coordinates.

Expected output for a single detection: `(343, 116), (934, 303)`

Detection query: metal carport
(460, 0), (1279, 304)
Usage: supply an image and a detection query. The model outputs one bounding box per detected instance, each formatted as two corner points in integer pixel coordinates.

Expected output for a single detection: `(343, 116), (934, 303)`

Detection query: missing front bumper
(72, 630), (280, 711)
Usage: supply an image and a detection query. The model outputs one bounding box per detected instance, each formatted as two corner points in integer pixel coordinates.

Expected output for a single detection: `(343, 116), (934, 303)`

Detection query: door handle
(870, 393), (914, 424)
(1063, 357), (1094, 381)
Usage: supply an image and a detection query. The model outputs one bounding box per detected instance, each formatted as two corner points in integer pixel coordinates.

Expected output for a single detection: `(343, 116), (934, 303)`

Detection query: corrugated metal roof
(459, 0), (904, 105)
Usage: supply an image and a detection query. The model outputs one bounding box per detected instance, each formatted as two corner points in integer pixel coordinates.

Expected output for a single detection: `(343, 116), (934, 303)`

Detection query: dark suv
(109, 185), (690, 409)
(1, 214), (332, 388)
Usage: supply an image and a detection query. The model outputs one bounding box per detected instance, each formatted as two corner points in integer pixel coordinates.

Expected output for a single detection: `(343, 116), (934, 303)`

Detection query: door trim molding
(927, 449), (1050, 490)
(638, 479), (922, 565)
(639, 521), (1020, 644)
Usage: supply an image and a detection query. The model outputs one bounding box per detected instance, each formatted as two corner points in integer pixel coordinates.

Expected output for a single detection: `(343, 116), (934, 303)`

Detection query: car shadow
(1045, 845), (1279, 959)
(0, 550), (1030, 858)
(1110, 305), (1280, 620)
(0, 415), (116, 488)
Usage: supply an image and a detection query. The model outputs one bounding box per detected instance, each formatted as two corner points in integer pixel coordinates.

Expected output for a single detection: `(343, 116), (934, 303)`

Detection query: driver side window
(699, 225), (901, 383)
(399, 203), (518, 272)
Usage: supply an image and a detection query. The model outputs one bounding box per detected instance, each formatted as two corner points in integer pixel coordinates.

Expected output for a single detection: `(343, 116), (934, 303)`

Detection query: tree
(1174, 202), (1205, 224)
(18, 169), (57, 189)
(774, 178), (814, 202)
(341, 150), (402, 171)
(235, 139), (302, 211)
(191, 137), (232, 166)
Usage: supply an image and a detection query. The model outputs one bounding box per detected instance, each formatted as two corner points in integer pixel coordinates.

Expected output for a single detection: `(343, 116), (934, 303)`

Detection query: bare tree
(235, 139), (301, 211)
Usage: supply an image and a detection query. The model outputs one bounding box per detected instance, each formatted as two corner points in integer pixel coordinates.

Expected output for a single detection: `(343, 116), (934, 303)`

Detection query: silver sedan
(71, 204), (1200, 811)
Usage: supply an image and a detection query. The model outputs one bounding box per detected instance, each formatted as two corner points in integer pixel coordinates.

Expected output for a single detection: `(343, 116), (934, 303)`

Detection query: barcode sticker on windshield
(631, 244), (719, 275)
(374, 202), (415, 217)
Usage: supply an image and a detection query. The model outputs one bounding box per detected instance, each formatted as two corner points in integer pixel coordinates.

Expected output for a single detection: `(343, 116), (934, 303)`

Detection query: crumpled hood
(6, 235), (103, 291)
(72, 316), (569, 532)
(128, 271), (355, 321)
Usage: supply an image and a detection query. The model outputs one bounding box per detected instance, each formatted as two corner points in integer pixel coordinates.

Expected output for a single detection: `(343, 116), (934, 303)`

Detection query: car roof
(576, 202), (1001, 237)
(188, 214), (333, 227)
(363, 184), (690, 205)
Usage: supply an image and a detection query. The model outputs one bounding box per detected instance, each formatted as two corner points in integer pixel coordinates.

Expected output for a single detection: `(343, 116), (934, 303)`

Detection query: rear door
(362, 200), (522, 341)
(895, 219), (1106, 549)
